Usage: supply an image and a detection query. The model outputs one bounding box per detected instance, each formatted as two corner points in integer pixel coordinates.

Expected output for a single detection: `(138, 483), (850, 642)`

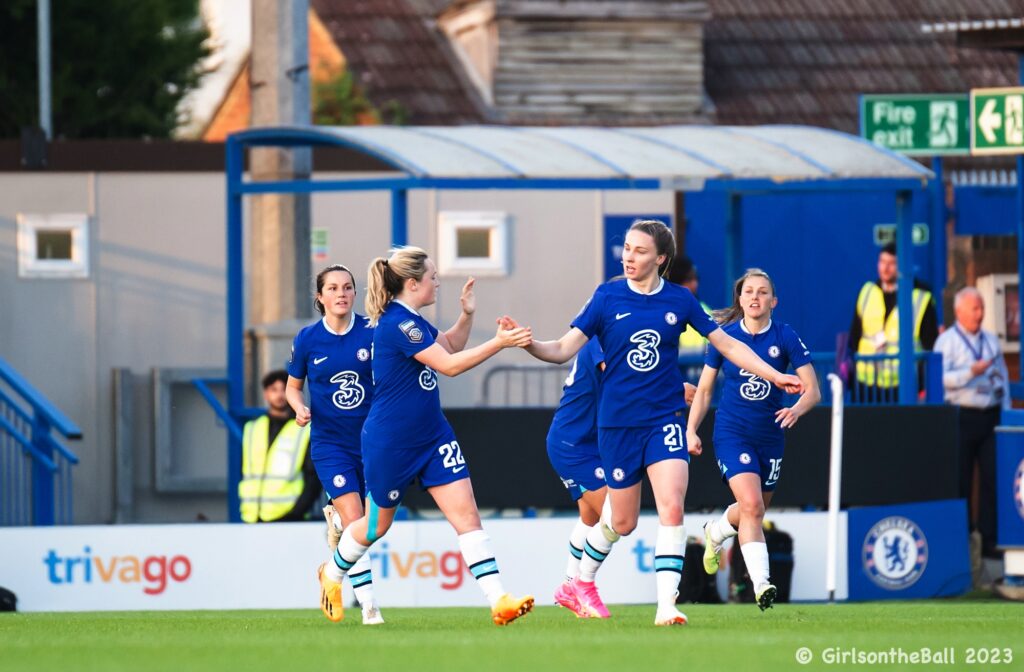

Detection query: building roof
(704, 1), (1021, 134)
(233, 124), (932, 186)
(310, 0), (486, 126)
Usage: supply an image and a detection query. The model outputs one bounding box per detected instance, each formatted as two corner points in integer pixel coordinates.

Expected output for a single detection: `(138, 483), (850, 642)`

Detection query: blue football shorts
(597, 416), (689, 489)
(361, 424), (470, 508)
(712, 426), (785, 492)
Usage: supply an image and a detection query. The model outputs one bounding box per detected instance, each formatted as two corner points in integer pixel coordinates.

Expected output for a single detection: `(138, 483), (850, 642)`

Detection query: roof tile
(706, 0), (1020, 133)
(312, 0), (484, 125)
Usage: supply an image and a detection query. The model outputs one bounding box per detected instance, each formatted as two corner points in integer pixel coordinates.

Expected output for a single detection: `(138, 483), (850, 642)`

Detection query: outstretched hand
(495, 315), (532, 348)
(686, 429), (702, 456)
(460, 277), (476, 316)
(776, 373), (804, 395)
(774, 406), (802, 429)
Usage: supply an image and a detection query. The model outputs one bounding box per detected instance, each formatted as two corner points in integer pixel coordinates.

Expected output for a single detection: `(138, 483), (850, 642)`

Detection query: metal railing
(678, 351), (944, 406)
(481, 364), (572, 407)
(0, 357), (81, 526)
(479, 352), (944, 409)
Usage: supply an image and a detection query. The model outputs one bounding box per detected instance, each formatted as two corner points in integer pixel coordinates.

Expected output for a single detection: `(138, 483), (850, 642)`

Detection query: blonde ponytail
(365, 246), (429, 325)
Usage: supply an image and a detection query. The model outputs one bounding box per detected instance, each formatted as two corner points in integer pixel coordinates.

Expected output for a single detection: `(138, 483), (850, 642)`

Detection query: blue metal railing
(678, 351), (944, 406)
(0, 357), (81, 526)
(192, 377), (264, 523)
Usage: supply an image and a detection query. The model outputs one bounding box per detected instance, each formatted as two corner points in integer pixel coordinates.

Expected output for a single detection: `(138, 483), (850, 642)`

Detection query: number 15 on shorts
(438, 440), (466, 473)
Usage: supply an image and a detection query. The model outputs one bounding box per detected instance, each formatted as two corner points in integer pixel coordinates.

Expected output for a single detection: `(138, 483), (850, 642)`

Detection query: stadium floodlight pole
(825, 373), (844, 603)
(37, 0), (52, 139)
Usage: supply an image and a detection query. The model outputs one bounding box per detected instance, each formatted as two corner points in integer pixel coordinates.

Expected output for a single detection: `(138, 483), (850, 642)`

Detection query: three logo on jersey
(627, 330), (660, 372)
(329, 371), (365, 409)
(419, 367), (438, 391)
(620, 313), (677, 373)
(738, 369), (772, 401)
(309, 348), (372, 411)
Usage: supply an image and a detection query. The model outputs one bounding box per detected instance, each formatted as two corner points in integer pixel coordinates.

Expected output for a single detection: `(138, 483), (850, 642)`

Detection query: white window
(17, 213), (90, 279)
(437, 211), (509, 276)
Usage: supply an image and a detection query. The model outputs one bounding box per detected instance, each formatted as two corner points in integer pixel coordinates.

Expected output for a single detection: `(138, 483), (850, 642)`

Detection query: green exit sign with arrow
(971, 87), (1024, 155)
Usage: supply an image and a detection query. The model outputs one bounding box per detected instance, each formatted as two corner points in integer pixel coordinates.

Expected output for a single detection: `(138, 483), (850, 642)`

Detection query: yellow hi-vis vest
(854, 282), (931, 388)
(679, 300), (713, 353)
(239, 416), (311, 523)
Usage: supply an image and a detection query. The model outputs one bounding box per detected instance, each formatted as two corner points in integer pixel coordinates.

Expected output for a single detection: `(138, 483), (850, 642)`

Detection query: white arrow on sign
(979, 98), (1002, 143)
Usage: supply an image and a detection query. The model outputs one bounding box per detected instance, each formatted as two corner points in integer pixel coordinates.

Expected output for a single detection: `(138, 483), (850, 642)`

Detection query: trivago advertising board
(0, 512), (845, 612)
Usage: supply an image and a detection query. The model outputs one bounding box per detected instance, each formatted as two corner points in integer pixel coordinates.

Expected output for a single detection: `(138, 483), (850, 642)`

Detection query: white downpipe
(826, 373), (844, 602)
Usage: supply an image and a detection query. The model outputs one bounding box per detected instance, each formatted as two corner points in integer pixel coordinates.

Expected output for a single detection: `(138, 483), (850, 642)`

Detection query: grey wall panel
(1, 169), (675, 522)
(0, 173), (101, 523)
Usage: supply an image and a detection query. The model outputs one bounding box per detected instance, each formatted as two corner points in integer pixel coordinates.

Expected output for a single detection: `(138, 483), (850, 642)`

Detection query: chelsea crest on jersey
(287, 315), (375, 439)
(572, 278), (717, 427)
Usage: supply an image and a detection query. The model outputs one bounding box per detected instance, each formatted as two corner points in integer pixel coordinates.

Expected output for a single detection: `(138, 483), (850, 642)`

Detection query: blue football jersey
(548, 338), (604, 446)
(705, 319), (812, 438)
(287, 315), (375, 444)
(572, 278), (718, 427)
(361, 301), (448, 451)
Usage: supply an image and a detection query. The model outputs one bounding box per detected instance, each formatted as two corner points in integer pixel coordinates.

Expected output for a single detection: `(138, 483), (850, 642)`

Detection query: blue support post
(1017, 55), (1024, 384)
(924, 352), (944, 403)
(225, 137), (244, 523)
(391, 189), (408, 247)
(724, 193), (742, 306)
(31, 415), (54, 525)
(896, 190), (916, 405)
(930, 157), (946, 324)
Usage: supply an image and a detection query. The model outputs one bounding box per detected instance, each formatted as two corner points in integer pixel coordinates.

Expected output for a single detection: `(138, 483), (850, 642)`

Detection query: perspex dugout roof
(232, 124), (932, 186)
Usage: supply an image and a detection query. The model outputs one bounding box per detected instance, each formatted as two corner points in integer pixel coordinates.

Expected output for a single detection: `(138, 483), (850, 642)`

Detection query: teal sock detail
(366, 492), (381, 543)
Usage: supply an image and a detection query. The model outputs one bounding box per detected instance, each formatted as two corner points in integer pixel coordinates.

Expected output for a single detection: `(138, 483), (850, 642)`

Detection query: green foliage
(312, 68), (407, 126)
(0, 0), (209, 138)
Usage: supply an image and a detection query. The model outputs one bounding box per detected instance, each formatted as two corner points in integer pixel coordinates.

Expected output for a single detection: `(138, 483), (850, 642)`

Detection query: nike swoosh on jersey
(667, 446), (685, 453)
(313, 356), (328, 365)
(615, 312), (631, 320)
(452, 466), (466, 474)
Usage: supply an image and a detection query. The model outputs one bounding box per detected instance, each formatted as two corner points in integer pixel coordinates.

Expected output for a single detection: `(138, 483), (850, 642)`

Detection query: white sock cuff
(656, 524), (686, 548)
(457, 529), (490, 551)
(718, 508), (737, 536)
(350, 552), (372, 573)
(600, 497), (616, 532)
(336, 529), (370, 566)
(599, 499), (625, 540)
(570, 519), (591, 549)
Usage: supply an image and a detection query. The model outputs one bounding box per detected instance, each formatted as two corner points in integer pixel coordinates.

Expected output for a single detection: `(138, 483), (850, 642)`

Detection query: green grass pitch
(2, 600), (1022, 672)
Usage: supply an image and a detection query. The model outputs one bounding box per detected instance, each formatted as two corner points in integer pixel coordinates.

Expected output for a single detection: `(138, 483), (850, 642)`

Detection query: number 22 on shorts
(438, 440), (466, 472)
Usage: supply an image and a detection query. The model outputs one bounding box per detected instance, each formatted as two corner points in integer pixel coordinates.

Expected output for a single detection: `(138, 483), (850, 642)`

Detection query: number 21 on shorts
(662, 423), (685, 453)
(438, 440), (466, 471)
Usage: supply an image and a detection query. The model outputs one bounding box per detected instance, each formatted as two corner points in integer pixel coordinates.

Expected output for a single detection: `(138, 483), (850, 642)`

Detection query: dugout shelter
(221, 124), (933, 520)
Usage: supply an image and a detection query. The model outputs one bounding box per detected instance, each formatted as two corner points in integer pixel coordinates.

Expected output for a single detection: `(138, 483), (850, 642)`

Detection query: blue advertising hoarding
(995, 426), (1024, 547)
(847, 499), (970, 601)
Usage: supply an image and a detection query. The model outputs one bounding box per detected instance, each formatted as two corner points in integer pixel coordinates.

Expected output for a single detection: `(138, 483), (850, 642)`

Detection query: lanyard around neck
(954, 326), (986, 361)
